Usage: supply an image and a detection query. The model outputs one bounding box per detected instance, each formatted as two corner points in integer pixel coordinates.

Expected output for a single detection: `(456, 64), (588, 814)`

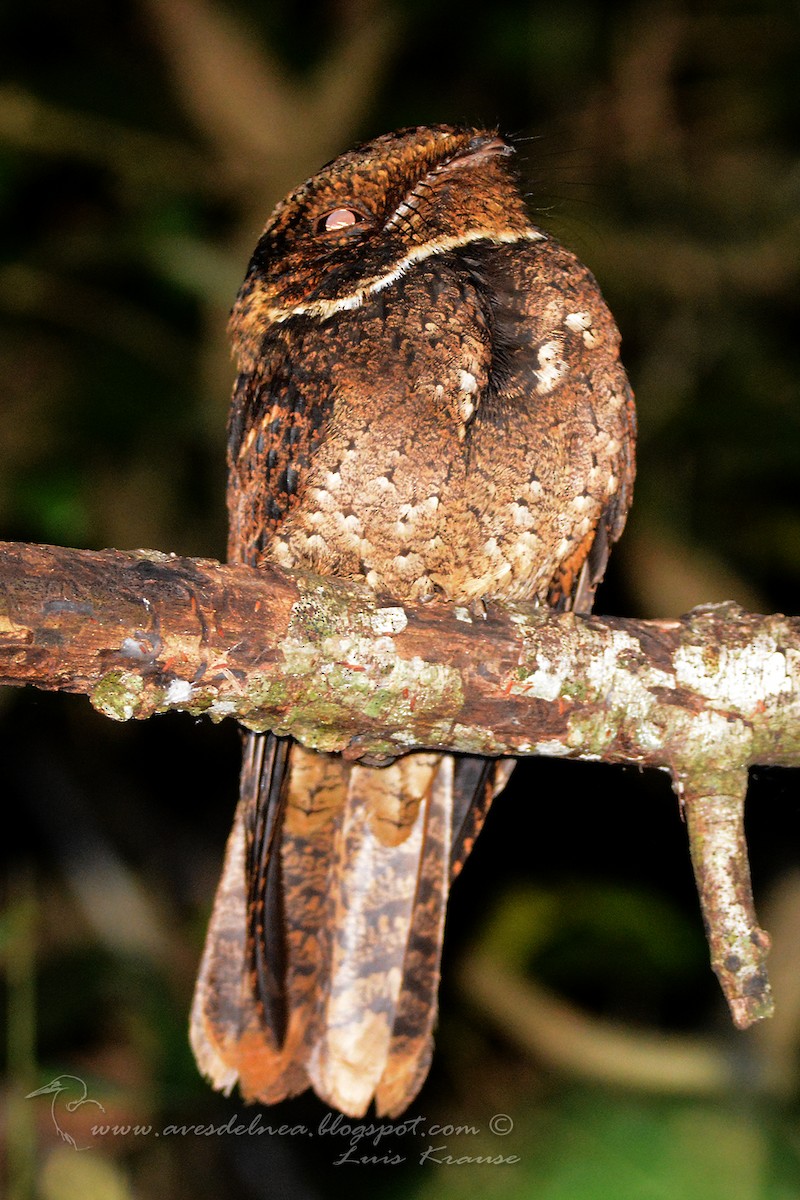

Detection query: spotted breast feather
(190, 125), (636, 1117)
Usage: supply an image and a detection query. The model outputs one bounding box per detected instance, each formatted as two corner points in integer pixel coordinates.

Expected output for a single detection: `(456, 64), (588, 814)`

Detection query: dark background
(1, 1), (799, 1197)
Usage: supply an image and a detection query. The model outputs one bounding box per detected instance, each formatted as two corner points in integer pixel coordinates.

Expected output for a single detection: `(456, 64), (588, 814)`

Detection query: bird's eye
(316, 208), (366, 234)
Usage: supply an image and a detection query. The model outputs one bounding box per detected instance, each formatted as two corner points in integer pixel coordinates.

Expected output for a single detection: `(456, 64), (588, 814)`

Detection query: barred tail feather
(191, 740), (512, 1115)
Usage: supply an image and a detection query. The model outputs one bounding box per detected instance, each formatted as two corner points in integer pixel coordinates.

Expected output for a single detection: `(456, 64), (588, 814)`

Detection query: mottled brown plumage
(190, 125), (636, 1116)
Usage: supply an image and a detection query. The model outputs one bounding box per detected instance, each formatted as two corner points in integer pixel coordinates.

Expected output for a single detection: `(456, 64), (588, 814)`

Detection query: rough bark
(2, 539), (799, 1028)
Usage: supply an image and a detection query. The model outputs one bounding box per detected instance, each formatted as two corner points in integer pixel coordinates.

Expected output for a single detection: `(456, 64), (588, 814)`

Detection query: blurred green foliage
(408, 1090), (800, 1200)
(1, 1), (799, 1198)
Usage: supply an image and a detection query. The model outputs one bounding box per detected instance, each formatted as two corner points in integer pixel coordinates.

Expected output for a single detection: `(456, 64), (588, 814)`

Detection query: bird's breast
(254, 243), (630, 604)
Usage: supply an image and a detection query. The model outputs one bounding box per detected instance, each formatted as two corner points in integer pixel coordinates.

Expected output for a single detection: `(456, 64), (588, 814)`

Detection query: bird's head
(230, 125), (534, 364)
(26, 1077), (67, 1099)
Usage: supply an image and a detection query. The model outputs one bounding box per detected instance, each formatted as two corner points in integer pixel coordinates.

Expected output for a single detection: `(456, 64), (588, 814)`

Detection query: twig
(2, 539), (799, 1029)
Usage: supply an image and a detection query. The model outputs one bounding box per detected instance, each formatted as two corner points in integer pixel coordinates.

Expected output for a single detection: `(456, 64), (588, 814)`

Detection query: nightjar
(190, 125), (636, 1118)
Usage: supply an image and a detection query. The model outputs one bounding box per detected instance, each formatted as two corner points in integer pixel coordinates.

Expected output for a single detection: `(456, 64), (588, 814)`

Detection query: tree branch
(2, 540), (799, 1028)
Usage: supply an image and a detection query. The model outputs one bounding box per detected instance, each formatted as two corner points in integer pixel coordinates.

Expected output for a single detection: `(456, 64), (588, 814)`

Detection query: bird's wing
(475, 235), (637, 615)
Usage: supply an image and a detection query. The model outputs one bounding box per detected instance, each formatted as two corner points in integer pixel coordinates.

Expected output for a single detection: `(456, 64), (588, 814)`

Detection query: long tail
(190, 734), (511, 1117)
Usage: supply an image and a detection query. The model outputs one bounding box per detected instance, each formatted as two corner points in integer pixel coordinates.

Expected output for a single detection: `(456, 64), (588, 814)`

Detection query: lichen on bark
(2, 540), (799, 1031)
